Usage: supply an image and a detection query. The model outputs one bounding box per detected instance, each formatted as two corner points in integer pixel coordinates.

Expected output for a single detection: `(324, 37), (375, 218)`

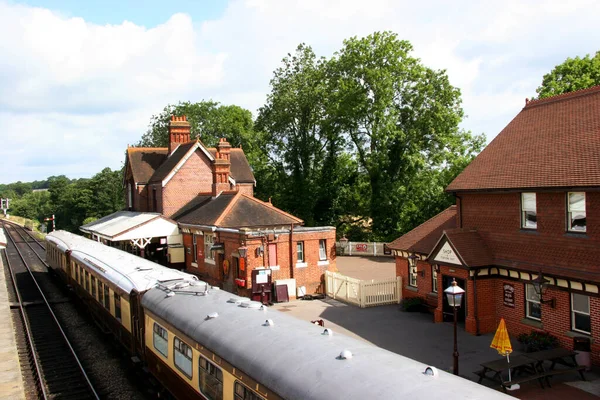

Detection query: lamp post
(444, 278), (465, 376)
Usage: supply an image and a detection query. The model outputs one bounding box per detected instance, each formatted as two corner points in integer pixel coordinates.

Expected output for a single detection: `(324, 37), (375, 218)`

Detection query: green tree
(88, 167), (124, 218)
(137, 101), (256, 148)
(329, 31), (484, 240)
(536, 51), (600, 99)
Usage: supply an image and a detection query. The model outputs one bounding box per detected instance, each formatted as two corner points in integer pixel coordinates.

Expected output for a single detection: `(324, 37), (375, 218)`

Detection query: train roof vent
(240, 301), (263, 309)
(135, 266), (153, 271)
(206, 312), (219, 319)
(263, 319), (274, 326)
(338, 349), (353, 360)
(322, 328), (333, 336)
(228, 297), (242, 305)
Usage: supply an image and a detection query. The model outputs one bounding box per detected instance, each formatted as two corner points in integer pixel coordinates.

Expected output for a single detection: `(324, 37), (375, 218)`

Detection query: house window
(296, 242), (305, 263)
(114, 293), (121, 320)
(104, 285), (110, 309)
(432, 266), (438, 293)
(199, 356), (223, 400)
(408, 259), (417, 287)
(568, 192), (586, 232)
(235, 381), (264, 400)
(193, 234), (198, 263)
(127, 182), (132, 208)
(525, 284), (541, 321)
(174, 337), (193, 378)
(204, 233), (215, 261)
(521, 193), (537, 229)
(572, 293), (591, 334)
(319, 239), (327, 260)
(153, 323), (168, 358)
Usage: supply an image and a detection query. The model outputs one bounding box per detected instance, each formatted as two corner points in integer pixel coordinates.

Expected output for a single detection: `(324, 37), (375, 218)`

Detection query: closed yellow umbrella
(490, 318), (518, 389)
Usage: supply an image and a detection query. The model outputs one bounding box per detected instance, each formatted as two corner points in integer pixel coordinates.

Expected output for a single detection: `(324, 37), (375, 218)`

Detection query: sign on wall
(433, 242), (461, 265)
(355, 243), (368, 252)
(503, 283), (515, 307)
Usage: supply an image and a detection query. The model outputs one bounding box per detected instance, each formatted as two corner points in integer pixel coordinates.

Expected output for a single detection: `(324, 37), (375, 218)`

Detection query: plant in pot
(401, 297), (424, 312)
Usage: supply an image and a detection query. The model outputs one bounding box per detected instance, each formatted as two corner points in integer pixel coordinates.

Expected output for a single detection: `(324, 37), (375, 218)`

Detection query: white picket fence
(325, 271), (402, 308)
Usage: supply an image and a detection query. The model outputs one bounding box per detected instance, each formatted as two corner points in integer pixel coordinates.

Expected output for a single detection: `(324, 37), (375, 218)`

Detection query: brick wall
(460, 192), (600, 272)
(162, 151), (214, 218)
(237, 183), (254, 196)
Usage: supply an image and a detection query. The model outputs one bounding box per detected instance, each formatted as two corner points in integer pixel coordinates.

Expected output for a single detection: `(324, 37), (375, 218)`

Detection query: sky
(1, 0), (599, 184)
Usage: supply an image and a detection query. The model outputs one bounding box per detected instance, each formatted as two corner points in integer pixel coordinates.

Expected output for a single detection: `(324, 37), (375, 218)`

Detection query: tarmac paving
(272, 252), (600, 399)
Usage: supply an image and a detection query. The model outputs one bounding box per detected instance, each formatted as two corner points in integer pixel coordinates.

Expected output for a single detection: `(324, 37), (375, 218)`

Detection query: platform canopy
(80, 211), (179, 249)
(0, 228), (6, 250)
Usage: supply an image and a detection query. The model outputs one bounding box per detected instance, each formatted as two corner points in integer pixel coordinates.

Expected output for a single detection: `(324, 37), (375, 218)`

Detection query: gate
(325, 271), (402, 308)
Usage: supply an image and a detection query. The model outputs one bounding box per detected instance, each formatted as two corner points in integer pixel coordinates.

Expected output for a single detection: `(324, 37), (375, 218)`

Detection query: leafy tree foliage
(536, 51), (600, 99)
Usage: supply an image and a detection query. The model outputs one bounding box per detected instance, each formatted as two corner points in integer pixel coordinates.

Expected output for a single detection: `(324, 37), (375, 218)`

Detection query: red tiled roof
(126, 148), (167, 183)
(437, 229), (493, 268)
(387, 206), (457, 254)
(447, 86), (600, 192)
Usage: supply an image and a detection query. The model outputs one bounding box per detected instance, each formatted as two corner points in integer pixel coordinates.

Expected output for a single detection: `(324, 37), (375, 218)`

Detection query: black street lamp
(444, 279), (465, 376)
(530, 272), (556, 308)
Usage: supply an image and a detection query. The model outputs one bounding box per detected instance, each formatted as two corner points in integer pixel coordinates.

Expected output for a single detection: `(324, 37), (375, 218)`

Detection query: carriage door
(442, 275), (466, 324)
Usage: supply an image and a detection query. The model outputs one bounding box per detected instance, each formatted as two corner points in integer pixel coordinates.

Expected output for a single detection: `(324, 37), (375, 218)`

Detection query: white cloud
(1, 0), (600, 183)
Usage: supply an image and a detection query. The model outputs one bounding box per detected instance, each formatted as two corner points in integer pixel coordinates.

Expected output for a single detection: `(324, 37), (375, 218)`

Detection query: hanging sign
(503, 283), (515, 307)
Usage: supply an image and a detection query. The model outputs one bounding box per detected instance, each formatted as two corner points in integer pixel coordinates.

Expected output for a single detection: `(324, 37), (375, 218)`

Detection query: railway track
(2, 221), (100, 400)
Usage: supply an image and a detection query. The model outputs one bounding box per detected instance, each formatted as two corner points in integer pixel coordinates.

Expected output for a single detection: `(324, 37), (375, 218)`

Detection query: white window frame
(525, 284), (541, 321)
(127, 182), (132, 208)
(319, 239), (327, 261)
(296, 241), (305, 263)
(192, 234), (198, 263)
(199, 356), (223, 400)
(567, 192), (586, 232)
(174, 337), (193, 378)
(204, 233), (215, 262)
(153, 322), (168, 358)
(521, 192), (537, 229)
(571, 293), (591, 334)
(408, 260), (417, 288)
(432, 266), (438, 293)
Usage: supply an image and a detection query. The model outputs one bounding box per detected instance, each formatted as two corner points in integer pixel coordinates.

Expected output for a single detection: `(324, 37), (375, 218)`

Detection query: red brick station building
(389, 86), (600, 363)
(81, 116), (336, 300)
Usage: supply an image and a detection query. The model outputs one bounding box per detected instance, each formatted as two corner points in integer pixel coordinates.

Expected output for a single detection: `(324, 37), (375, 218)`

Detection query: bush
(517, 331), (559, 352)
(401, 297), (424, 312)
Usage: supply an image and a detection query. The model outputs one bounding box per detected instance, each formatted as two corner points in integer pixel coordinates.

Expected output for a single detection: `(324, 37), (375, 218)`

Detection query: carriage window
(153, 323), (168, 358)
(104, 285), (110, 309)
(84, 270), (89, 291)
(76, 265), (80, 283)
(234, 381), (265, 400)
(91, 276), (96, 298)
(114, 293), (121, 320)
(174, 337), (193, 378)
(98, 282), (104, 304)
(199, 356), (223, 400)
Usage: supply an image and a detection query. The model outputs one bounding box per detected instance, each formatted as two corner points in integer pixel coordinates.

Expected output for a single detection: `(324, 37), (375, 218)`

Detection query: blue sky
(1, 0), (600, 184)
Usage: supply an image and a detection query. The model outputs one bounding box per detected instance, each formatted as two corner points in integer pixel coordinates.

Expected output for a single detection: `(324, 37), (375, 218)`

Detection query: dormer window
(521, 193), (537, 229)
(567, 192), (586, 232)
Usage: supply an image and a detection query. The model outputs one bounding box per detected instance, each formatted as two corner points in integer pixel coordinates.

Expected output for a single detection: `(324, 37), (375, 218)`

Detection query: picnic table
(475, 348), (586, 391)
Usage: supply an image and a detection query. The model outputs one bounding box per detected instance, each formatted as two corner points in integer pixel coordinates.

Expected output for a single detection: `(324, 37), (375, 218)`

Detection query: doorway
(441, 275), (466, 323)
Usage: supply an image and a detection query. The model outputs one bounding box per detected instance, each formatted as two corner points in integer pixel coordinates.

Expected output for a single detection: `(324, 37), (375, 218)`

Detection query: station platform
(0, 252), (25, 399)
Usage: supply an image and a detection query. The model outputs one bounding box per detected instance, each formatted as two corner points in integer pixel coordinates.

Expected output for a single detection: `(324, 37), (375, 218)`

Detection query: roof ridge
(128, 147), (168, 151)
(240, 194), (303, 224)
(526, 85), (600, 108)
(214, 191), (243, 226)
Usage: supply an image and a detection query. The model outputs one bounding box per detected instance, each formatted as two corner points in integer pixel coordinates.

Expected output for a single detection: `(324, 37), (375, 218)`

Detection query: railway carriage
(46, 231), (510, 400)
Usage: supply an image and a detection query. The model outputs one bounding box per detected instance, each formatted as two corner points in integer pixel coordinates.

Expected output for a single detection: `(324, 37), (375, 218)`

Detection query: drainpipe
(289, 224), (294, 279)
(473, 269), (480, 336)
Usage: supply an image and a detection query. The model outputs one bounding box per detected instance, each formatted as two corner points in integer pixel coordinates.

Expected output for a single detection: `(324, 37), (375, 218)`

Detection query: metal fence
(336, 241), (393, 257)
(325, 271), (402, 308)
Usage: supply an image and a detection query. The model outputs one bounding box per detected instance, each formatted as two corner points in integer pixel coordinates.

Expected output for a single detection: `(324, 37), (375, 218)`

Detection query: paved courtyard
(272, 255), (600, 399)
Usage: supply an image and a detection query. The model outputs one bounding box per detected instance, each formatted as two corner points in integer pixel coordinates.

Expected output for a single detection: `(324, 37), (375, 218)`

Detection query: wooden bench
(540, 366), (586, 387)
(501, 373), (546, 391)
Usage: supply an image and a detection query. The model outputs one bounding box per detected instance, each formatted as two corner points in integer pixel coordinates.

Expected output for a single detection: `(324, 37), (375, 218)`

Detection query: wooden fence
(325, 271), (402, 308)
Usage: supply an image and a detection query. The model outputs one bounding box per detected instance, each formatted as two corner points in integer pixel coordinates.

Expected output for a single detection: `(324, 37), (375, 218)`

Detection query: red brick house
(389, 86), (600, 363)
(122, 115), (336, 298)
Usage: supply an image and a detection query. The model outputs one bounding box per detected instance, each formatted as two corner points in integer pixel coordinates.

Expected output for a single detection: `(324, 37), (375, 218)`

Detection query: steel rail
(2, 222), (100, 399)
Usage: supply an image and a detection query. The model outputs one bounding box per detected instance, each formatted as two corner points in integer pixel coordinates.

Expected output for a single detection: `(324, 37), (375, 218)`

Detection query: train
(46, 230), (510, 400)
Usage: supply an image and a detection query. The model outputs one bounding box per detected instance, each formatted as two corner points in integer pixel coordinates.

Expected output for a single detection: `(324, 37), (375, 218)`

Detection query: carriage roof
(46, 230), (196, 294)
(142, 284), (511, 400)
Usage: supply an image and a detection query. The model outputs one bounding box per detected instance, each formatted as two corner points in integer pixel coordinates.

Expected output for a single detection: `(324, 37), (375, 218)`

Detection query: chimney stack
(168, 115), (191, 155)
(212, 138), (232, 196)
